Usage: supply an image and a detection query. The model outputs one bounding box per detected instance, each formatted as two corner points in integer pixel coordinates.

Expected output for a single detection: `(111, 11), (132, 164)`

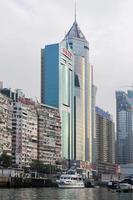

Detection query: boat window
(121, 179), (132, 184)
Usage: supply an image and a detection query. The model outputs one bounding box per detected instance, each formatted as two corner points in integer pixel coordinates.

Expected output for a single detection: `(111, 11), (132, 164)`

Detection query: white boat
(119, 178), (133, 191)
(56, 169), (85, 189)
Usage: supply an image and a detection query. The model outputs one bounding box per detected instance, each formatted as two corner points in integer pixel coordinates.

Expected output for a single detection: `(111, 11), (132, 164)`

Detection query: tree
(0, 153), (11, 168)
(30, 160), (44, 173)
(30, 160), (58, 174)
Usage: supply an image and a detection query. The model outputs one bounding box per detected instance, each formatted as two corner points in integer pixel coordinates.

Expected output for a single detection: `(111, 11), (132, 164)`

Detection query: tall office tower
(41, 20), (94, 162)
(92, 85), (97, 163)
(36, 104), (61, 165)
(64, 20), (93, 162)
(12, 96), (38, 167)
(116, 90), (133, 164)
(41, 40), (74, 160)
(96, 107), (115, 164)
(0, 93), (12, 156)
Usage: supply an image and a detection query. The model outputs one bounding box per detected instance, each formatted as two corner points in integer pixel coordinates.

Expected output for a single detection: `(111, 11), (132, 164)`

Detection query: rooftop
(65, 20), (87, 41)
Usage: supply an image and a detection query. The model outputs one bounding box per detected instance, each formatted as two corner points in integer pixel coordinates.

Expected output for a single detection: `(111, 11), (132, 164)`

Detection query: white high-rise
(64, 19), (94, 162)
(12, 98), (38, 167)
(41, 18), (96, 163)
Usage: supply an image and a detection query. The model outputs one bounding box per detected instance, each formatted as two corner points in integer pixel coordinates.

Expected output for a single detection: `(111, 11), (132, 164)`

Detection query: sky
(0, 0), (133, 119)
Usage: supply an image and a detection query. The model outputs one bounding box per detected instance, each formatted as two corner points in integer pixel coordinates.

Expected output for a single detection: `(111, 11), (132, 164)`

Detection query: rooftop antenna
(75, 0), (77, 22)
(35, 96), (39, 104)
(64, 30), (66, 38)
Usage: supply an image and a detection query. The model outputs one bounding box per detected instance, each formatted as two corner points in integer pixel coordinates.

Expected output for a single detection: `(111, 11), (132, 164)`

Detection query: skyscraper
(64, 20), (94, 162)
(41, 40), (74, 160)
(92, 85), (97, 163)
(41, 19), (94, 162)
(96, 107), (115, 164)
(116, 90), (133, 164)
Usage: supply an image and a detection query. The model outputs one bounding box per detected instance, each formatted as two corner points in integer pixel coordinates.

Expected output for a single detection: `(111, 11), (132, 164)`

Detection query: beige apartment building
(0, 93), (12, 156)
(37, 104), (61, 165)
(96, 107), (115, 164)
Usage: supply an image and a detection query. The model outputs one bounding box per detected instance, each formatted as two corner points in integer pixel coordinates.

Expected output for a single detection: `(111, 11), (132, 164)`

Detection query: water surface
(0, 188), (133, 200)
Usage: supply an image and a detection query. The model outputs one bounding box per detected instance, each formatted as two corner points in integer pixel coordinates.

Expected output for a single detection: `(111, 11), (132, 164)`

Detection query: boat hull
(58, 183), (85, 189)
(119, 183), (133, 191)
(56, 169), (85, 189)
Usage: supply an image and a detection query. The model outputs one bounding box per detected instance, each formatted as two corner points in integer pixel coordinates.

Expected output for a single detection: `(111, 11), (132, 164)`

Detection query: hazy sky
(0, 0), (133, 119)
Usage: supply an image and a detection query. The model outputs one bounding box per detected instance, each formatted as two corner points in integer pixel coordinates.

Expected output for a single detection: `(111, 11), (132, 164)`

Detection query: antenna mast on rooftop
(75, 0), (77, 22)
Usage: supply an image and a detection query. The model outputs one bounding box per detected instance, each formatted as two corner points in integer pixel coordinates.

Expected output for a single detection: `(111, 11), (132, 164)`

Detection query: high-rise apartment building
(12, 97), (38, 167)
(0, 83), (62, 167)
(92, 85), (97, 163)
(96, 107), (115, 164)
(36, 104), (61, 165)
(41, 19), (95, 162)
(116, 90), (133, 164)
(0, 93), (12, 156)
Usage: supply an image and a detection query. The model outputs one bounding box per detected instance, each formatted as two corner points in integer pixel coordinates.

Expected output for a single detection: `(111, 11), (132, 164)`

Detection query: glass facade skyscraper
(116, 90), (133, 164)
(65, 20), (93, 162)
(41, 40), (74, 160)
(41, 20), (94, 162)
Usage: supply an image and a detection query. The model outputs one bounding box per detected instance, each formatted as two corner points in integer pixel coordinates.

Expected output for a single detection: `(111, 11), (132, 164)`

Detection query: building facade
(96, 107), (115, 164)
(65, 20), (93, 162)
(92, 85), (97, 163)
(12, 97), (38, 167)
(116, 90), (133, 164)
(41, 20), (94, 162)
(0, 93), (12, 156)
(37, 104), (61, 165)
(41, 40), (74, 160)
(0, 81), (62, 167)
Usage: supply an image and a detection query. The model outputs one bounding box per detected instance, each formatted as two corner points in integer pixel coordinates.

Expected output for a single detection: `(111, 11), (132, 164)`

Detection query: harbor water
(0, 188), (133, 200)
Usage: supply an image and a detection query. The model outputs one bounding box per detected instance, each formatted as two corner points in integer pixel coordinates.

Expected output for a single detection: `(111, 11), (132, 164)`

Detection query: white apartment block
(12, 98), (38, 167)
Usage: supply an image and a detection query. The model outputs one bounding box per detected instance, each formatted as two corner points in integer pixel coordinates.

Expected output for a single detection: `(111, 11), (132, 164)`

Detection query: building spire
(75, 0), (77, 22)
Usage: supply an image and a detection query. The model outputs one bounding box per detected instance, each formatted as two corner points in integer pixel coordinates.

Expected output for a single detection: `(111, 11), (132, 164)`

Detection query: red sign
(62, 48), (72, 60)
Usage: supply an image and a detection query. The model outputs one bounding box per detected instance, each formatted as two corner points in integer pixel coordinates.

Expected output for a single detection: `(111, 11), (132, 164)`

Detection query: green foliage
(30, 160), (58, 174)
(30, 160), (44, 172)
(0, 153), (11, 168)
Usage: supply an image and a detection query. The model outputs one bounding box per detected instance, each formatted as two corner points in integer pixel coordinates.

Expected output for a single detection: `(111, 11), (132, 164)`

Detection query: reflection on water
(0, 188), (133, 200)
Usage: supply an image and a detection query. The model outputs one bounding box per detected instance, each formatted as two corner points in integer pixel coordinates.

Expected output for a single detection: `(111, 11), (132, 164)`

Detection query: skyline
(1, 0), (133, 117)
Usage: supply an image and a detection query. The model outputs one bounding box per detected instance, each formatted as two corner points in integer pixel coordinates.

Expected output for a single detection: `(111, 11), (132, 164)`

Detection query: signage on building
(62, 48), (72, 60)
(80, 161), (92, 170)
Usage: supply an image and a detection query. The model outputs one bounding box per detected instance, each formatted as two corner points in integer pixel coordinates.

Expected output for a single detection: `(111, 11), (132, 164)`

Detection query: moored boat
(119, 178), (133, 191)
(107, 180), (119, 190)
(56, 169), (84, 189)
